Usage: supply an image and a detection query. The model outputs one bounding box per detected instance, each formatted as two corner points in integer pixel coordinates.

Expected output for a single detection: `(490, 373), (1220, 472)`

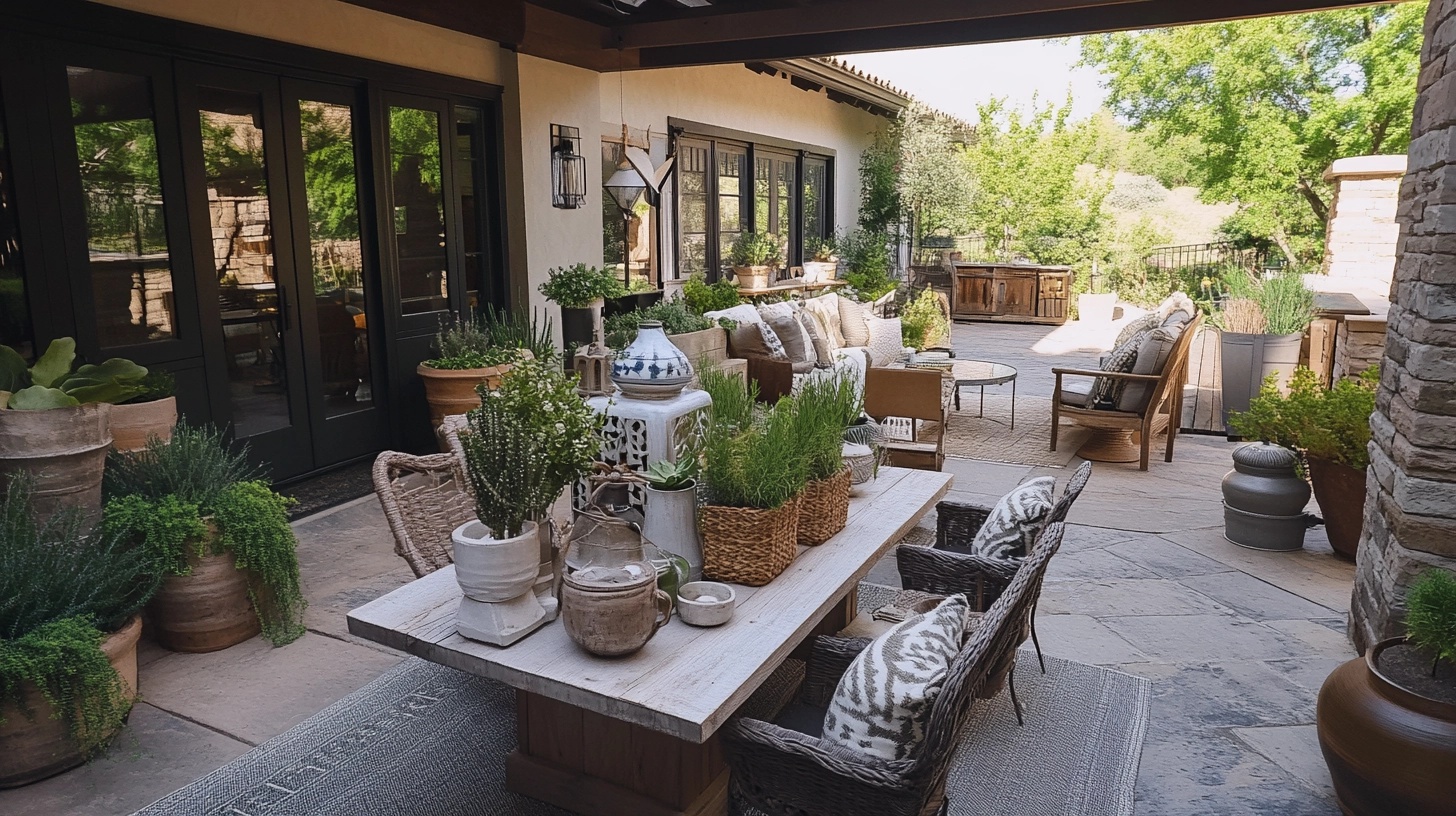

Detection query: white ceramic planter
(643, 483), (702, 581)
(611, 321), (693, 400)
(452, 519), (550, 646)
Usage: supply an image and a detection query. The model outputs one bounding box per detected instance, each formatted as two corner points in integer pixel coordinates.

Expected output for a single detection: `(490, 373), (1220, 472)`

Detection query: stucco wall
(89, 0), (505, 85)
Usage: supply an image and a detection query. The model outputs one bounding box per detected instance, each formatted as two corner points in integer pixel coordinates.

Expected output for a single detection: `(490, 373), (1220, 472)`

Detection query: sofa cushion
(839, 298), (872, 347)
(865, 315), (904, 367)
(799, 313), (834, 368)
(757, 300), (800, 321)
(1156, 292), (1196, 326)
(822, 595), (969, 761)
(705, 303), (762, 325)
(802, 294), (844, 350)
(1114, 313), (1159, 350)
(729, 323), (784, 360)
(1059, 377), (1095, 407)
(766, 313), (813, 366)
(1116, 323), (1184, 412)
(968, 477), (1056, 561)
(1090, 333), (1141, 408)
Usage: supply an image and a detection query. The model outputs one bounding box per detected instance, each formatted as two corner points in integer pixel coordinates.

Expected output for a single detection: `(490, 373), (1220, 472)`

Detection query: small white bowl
(676, 581), (736, 627)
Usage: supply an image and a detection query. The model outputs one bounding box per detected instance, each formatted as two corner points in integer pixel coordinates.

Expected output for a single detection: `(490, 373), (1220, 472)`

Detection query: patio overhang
(344, 0), (1392, 70)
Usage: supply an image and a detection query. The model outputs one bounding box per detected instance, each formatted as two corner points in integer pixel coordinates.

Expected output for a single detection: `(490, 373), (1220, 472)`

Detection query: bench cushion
(1060, 377), (1095, 407)
(1116, 323), (1184, 412)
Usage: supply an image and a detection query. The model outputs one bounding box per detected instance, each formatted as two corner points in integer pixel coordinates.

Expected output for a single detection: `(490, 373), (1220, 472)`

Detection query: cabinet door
(954, 268), (997, 316)
(1000, 271), (1038, 317)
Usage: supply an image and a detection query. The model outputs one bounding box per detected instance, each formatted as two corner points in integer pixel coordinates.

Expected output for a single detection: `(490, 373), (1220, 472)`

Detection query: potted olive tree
(0, 476), (160, 787)
(417, 307), (553, 446)
(102, 424), (306, 651)
(1318, 568), (1456, 815)
(1215, 271), (1314, 432)
(540, 263), (626, 354)
(728, 232), (782, 290)
(1228, 366), (1378, 561)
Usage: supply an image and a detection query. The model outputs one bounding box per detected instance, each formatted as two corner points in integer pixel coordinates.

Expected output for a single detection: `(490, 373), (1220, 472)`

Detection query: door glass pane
(802, 157), (828, 259)
(716, 145), (745, 279)
(0, 96), (33, 357)
(677, 142), (708, 278)
(388, 106), (447, 315)
(754, 153), (794, 255)
(68, 67), (175, 348)
(299, 99), (371, 417)
(200, 86), (289, 438)
(454, 105), (490, 310)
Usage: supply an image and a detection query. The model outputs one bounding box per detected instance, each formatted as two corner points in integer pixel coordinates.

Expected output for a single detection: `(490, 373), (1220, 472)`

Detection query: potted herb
(0, 338), (147, 523)
(539, 263), (626, 353)
(110, 369), (177, 453)
(604, 277), (665, 319)
(102, 424), (306, 651)
(803, 236), (839, 284)
(697, 368), (807, 586)
(0, 476), (160, 787)
(1215, 270), (1314, 432)
(1228, 366), (1378, 560)
(681, 272), (742, 315)
(728, 232), (783, 291)
(417, 307), (553, 446)
(791, 372), (860, 545)
(604, 298), (729, 366)
(642, 458), (702, 581)
(1317, 568), (1456, 814)
(900, 287), (951, 351)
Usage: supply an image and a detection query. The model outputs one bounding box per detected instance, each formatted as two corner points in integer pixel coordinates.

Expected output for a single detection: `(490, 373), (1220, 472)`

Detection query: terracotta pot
(561, 570), (672, 657)
(417, 360), (515, 451)
(0, 402), (111, 525)
(1307, 455), (1366, 561)
(0, 616), (142, 788)
(1317, 638), (1456, 815)
(109, 396), (177, 453)
(148, 528), (259, 653)
(732, 266), (773, 290)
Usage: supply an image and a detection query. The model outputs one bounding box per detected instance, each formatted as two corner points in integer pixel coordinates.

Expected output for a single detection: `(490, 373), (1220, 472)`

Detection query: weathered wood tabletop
(347, 466), (952, 744)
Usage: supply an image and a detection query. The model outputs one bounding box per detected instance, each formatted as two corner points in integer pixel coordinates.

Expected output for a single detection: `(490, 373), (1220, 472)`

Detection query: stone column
(1350, 0), (1456, 650)
(1321, 155), (1406, 286)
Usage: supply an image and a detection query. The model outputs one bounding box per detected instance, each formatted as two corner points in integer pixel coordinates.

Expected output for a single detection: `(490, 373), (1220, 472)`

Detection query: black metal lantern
(551, 124), (586, 210)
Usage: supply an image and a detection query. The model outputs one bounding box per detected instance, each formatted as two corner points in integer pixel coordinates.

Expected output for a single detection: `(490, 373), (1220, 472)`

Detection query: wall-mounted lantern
(551, 124), (586, 210)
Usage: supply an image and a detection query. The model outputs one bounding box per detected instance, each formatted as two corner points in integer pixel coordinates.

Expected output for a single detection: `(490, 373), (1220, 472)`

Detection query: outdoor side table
(577, 387), (712, 515)
(950, 360), (1019, 428)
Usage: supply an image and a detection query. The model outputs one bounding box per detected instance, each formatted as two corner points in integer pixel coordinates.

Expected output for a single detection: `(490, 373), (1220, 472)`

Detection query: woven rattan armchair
(724, 523), (1067, 816)
(372, 451), (475, 578)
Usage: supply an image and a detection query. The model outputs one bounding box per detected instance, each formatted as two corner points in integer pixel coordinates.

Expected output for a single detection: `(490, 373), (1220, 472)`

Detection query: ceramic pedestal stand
(452, 520), (557, 646)
(579, 388), (712, 518)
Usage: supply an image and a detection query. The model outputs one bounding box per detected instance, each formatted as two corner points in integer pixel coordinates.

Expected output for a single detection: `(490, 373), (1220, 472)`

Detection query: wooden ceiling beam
(340, 0), (527, 46)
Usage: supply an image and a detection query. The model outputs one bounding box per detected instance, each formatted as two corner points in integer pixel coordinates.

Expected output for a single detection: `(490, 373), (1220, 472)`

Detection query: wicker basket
(700, 495), (801, 586)
(797, 467), (852, 546)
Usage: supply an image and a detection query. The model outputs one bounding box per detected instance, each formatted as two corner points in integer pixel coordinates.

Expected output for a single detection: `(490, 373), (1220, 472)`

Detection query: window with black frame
(0, 95), (32, 357)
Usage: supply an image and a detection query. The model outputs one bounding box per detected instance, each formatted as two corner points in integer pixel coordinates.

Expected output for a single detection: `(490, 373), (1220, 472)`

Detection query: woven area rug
(133, 610), (1148, 816)
(889, 395), (1092, 468)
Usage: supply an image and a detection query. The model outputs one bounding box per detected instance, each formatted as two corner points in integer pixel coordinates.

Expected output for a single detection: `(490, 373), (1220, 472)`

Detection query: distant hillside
(1103, 170), (1234, 246)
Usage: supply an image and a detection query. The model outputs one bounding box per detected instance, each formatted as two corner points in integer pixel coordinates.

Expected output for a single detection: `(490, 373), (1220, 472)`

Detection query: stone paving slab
(1040, 578), (1233, 617)
(1232, 724), (1337, 800)
(1162, 527), (1355, 613)
(1100, 615), (1322, 664)
(1178, 572), (1343, 621)
(1133, 723), (1338, 815)
(1031, 613), (1151, 665)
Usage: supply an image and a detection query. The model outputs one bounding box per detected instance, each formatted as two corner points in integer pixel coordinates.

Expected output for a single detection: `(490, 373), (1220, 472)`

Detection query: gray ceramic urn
(1222, 442), (1313, 552)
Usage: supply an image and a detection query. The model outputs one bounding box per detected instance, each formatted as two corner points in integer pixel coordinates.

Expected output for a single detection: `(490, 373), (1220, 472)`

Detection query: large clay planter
(0, 616), (142, 788)
(1306, 455), (1366, 561)
(148, 529), (259, 653)
(0, 402), (111, 525)
(1317, 638), (1456, 816)
(109, 396), (177, 452)
(732, 265), (773, 290)
(417, 360), (516, 451)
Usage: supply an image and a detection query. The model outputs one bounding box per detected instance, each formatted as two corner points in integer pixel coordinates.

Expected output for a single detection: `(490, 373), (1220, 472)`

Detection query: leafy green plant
(103, 424), (257, 508)
(425, 307), (555, 370)
(1257, 271), (1315, 335)
(900, 288), (950, 350)
(806, 235), (838, 262)
(839, 229), (897, 300)
(1228, 366), (1379, 470)
(0, 338), (147, 410)
(791, 373), (861, 482)
(121, 368), (176, 404)
(701, 396), (806, 510)
(681, 273), (741, 315)
(538, 263), (625, 308)
(644, 459), (696, 491)
(1407, 569), (1456, 676)
(728, 232), (782, 268)
(699, 365), (757, 436)
(603, 300), (716, 350)
(625, 278), (658, 294)
(213, 482), (305, 646)
(458, 357), (602, 538)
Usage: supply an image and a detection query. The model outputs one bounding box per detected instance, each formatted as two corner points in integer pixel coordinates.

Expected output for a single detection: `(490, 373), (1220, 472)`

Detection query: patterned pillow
(1113, 313), (1159, 350)
(1090, 334), (1141, 408)
(823, 595), (969, 761)
(766, 313), (813, 366)
(865, 316), (904, 367)
(799, 313), (834, 368)
(839, 298), (873, 347)
(802, 294), (844, 350)
(705, 303), (762, 326)
(968, 477), (1056, 561)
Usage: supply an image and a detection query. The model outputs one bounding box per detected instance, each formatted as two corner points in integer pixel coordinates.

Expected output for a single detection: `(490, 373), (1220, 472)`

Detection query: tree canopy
(1080, 2), (1425, 263)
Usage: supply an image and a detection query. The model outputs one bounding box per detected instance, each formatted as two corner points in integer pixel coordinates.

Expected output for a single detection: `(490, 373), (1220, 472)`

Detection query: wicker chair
(371, 451), (475, 577)
(724, 522), (1067, 816)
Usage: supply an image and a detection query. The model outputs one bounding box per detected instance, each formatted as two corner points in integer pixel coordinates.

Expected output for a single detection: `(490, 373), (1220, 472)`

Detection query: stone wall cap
(1324, 155), (1409, 181)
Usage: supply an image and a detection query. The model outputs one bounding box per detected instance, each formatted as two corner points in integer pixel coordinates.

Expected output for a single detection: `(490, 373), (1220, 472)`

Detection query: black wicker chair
(724, 523), (1067, 816)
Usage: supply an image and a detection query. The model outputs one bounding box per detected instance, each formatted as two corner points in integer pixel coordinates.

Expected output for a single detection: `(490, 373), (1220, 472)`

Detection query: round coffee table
(950, 360), (1018, 428)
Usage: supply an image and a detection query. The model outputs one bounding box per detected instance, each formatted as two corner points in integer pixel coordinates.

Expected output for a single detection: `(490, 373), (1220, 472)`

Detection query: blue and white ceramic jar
(611, 321), (693, 400)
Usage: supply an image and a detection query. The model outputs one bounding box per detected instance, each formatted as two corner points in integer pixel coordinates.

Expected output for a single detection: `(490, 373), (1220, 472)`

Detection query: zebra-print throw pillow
(968, 477), (1056, 561)
(822, 595), (969, 761)
(1114, 312), (1159, 349)
(1090, 333), (1142, 408)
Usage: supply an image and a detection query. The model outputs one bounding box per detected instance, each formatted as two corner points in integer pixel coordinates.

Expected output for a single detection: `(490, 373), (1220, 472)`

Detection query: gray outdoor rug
(133, 607), (1149, 816)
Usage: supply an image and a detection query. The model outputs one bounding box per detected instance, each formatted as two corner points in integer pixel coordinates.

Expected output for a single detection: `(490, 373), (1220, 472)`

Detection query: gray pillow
(1116, 324), (1184, 412)
(968, 477), (1056, 561)
(766, 313), (813, 365)
(1114, 313), (1159, 349)
(799, 313), (834, 368)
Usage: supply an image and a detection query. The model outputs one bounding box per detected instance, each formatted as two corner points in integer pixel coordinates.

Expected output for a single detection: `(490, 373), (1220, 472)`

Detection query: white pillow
(823, 595), (969, 761)
(865, 315), (904, 367)
(705, 303), (762, 325)
(801, 295), (843, 351)
(839, 298), (872, 347)
(756, 300), (800, 321)
(969, 477), (1056, 561)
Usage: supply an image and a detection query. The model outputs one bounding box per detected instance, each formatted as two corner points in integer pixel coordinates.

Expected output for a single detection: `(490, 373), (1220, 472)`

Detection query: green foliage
(426, 306), (554, 370)
(603, 299), (717, 350)
(728, 232), (782, 267)
(791, 374), (861, 482)
(699, 365), (758, 435)
(213, 481), (305, 647)
(103, 423), (257, 511)
(839, 229), (897, 300)
(459, 358), (602, 537)
(805, 235), (838, 262)
(0, 618), (131, 756)
(858, 128), (902, 236)
(894, 104), (975, 241)
(1406, 570), (1456, 671)
(1081, 4), (1425, 261)
(0, 339), (148, 408)
(388, 107), (442, 195)
(1082, 109), (1200, 188)
(702, 395), (806, 510)
(1258, 272), (1316, 335)
(644, 459), (697, 491)
(122, 368), (176, 404)
(1228, 366), (1379, 469)
(681, 273), (742, 315)
(1102, 218), (1176, 307)
(900, 288), (950, 351)
(102, 494), (211, 577)
(539, 263), (625, 308)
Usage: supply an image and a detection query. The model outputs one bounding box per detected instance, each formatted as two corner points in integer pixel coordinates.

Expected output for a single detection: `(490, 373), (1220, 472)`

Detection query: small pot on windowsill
(803, 259), (838, 284)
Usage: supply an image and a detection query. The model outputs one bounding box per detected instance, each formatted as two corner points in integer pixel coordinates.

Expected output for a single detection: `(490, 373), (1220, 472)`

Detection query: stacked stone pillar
(1351, 0), (1456, 650)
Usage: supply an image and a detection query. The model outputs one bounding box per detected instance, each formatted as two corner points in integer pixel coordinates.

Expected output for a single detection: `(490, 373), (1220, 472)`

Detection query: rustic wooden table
(348, 466), (952, 816)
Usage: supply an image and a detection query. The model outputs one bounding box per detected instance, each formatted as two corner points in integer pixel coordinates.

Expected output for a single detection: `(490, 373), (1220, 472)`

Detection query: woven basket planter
(700, 494), (801, 586)
(797, 467), (852, 546)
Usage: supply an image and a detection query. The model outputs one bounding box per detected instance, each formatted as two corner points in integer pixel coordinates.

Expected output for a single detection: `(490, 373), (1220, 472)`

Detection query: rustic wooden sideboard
(951, 263), (1071, 325)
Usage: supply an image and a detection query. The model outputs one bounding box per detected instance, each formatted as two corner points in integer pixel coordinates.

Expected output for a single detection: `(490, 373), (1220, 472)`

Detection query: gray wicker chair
(724, 522), (1067, 816)
(371, 451), (475, 577)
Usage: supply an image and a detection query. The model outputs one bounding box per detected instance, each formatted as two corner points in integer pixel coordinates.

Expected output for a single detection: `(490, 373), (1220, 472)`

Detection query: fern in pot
(417, 307), (554, 448)
(0, 476), (161, 787)
(791, 372), (861, 545)
(102, 424), (306, 651)
(697, 368), (807, 586)
(452, 357), (603, 645)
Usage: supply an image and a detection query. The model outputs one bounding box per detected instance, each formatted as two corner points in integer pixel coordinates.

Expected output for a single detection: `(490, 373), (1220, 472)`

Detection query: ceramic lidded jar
(611, 320), (692, 400)
(1222, 442), (1311, 552)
